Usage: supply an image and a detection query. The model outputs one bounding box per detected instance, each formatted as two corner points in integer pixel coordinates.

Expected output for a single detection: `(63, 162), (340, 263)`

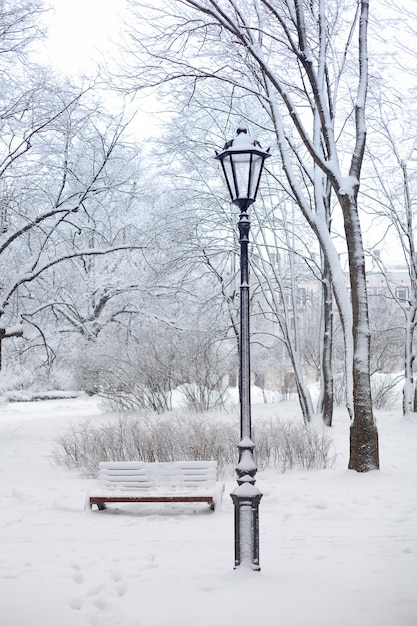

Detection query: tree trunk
(340, 194), (379, 471)
(294, 375), (315, 425)
(0, 334), (3, 370)
(403, 307), (416, 415)
(318, 256), (334, 426)
(400, 162), (417, 416)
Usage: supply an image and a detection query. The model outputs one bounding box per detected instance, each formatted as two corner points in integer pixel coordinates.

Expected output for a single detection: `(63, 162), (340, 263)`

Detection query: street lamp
(215, 127), (270, 570)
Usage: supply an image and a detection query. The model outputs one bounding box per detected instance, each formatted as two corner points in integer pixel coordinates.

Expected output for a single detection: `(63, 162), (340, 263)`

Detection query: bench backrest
(97, 461), (218, 493)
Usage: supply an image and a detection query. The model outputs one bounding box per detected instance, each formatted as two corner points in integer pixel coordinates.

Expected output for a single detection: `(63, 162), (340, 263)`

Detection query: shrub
(253, 420), (335, 471)
(333, 371), (403, 410)
(72, 327), (231, 413)
(52, 412), (335, 478)
(370, 373), (402, 409)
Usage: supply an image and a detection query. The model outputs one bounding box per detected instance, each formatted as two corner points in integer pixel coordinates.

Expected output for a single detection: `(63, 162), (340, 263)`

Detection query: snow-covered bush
(52, 414), (236, 477)
(0, 367), (38, 396)
(0, 364), (77, 402)
(370, 373), (402, 409)
(254, 420), (335, 472)
(52, 413), (334, 477)
(334, 371), (402, 410)
(73, 327), (231, 413)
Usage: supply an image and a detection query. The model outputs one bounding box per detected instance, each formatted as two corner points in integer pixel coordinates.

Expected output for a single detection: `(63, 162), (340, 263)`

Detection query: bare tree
(364, 0), (417, 416)
(249, 196), (318, 423)
(364, 110), (417, 415)
(0, 0), (45, 58)
(123, 0), (379, 470)
(0, 82), (146, 367)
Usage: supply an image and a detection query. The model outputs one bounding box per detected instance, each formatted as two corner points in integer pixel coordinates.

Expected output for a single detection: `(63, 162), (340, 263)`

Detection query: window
(396, 286), (409, 304)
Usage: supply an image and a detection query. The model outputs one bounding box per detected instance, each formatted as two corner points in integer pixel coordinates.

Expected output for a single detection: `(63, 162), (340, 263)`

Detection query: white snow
(338, 175), (359, 196)
(0, 395), (416, 626)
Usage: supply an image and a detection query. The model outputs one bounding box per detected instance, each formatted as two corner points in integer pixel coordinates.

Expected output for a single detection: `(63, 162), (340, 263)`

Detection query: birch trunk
(400, 162), (417, 415)
(318, 255), (334, 426)
(403, 304), (416, 415)
(339, 193), (379, 470)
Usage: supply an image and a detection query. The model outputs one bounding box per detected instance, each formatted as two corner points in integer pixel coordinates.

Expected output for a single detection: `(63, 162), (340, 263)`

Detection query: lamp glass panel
(232, 152), (252, 200)
(221, 155), (236, 200)
(248, 153), (263, 200)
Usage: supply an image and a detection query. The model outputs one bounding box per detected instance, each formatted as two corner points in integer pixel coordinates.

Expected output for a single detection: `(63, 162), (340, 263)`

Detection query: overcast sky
(42, 0), (126, 74)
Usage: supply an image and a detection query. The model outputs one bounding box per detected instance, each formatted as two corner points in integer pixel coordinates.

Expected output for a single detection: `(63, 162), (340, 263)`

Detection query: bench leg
(97, 502), (107, 511)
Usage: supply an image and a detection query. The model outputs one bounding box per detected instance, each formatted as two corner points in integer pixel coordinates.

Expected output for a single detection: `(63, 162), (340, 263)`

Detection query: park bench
(87, 460), (224, 511)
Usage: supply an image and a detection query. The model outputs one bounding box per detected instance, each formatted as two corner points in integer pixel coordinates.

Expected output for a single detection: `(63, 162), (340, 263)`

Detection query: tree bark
(0, 330), (4, 370)
(400, 161), (417, 416)
(318, 255), (334, 426)
(339, 193), (379, 471)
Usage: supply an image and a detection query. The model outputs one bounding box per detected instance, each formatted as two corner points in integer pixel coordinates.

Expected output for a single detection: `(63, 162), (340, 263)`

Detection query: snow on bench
(87, 460), (224, 511)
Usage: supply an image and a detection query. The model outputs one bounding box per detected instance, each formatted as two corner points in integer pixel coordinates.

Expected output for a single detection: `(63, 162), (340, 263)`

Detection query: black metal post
(230, 207), (262, 570)
(214, 127), (270, 571)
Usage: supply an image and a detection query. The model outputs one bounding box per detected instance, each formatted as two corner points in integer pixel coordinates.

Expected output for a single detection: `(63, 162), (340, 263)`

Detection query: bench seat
(87, 460), (224, 511)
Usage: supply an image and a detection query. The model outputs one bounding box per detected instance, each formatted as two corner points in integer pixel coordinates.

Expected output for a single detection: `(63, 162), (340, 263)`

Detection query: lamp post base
(231, 485), (263, 570)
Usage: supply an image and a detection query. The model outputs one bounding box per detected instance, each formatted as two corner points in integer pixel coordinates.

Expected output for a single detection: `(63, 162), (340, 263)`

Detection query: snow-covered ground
(0, 396), (416, 626)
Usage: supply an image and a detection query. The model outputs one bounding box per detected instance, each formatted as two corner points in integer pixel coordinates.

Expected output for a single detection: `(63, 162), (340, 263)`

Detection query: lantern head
(215, 128), (271, 210)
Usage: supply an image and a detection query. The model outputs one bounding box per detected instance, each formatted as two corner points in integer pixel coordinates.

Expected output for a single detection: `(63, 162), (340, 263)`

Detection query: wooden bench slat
(90, 496), (214, 504)
(87, 460), (224, 512)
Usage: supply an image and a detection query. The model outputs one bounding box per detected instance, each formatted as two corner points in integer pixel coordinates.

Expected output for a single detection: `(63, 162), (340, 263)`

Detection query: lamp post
(215, 127), (270, 570)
